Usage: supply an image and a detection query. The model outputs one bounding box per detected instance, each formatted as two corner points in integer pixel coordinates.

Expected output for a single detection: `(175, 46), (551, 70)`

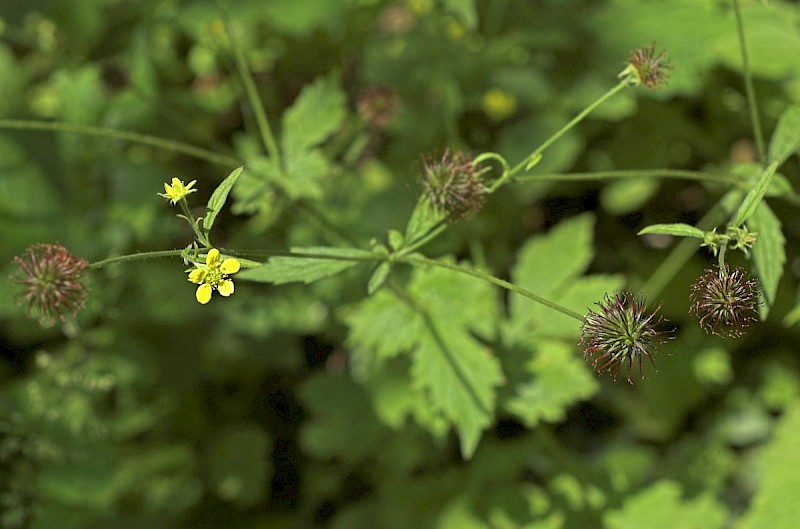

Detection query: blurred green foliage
(2, 1), (800, 528)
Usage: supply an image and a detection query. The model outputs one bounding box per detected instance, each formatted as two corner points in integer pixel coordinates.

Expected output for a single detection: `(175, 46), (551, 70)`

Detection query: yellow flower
(187, 249), (241, 304)
(159, 177), (197, 205)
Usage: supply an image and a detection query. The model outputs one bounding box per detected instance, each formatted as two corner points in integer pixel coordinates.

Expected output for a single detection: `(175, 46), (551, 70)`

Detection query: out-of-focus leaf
(0, 45), (27, 118)
(299, 373), (386, 462)
(768, 105), (800, 168)
(504, 340), (598, 427)
(442, 0), (477, 29)
(738, 401), (800, 529)
(601, 179), (660, 215)
(367, 262), (391, 294)
(605, 481), (726, 529)
(282, 75), (346, 157)
(207, 424), (272, 507)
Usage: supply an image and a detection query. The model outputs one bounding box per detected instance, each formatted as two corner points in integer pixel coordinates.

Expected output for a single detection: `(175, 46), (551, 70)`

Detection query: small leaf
(749, 203), (786, 318)
(638, 223), (705, 238)
(367, 262), (391, 295)
(405, 197), (445, 245)
(203, 166), (243, 233)
(388, 229), (405, 251)
(735, 162), (778, 227)
(768, 105), (800, 168)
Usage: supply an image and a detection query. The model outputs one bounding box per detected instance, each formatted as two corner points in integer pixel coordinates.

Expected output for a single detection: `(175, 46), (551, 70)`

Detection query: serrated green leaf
(236, 258), (355, 284)
(280, 148), (328, 199)
(738, 401), (800, 529)
(512, 214), (594, 297)
(509, 214), (596, 339)
(349, 260), (501, 458)
(638, 223), (705, 238)
(407, 263), (502, 458)
(411, 324), (502, 459)
(364, 360), (449, 439)
(282, 75), (346, 157)
(735, 162), (778, 227)
(367, 262), (391, 295)
(504, 340), (599, 428)
(203, 166), (243, 233)
(768, 105), (800, 168)
(749, 203), (786, 318)
(345, 289), (422, 368)
(605, 481), (726, 529)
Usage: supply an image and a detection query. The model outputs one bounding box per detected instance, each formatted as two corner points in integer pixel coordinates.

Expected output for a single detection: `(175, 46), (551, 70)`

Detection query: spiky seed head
(689, 264), (760, 338)
(580, 291), (673, 384)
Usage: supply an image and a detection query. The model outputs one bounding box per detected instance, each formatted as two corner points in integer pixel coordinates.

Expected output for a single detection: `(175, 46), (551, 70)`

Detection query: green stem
(0, 119), (240, 167)
(178, 198), (210, 247)
(498, 79), (630, 189)
(514, 168), (743, 186)
(89, 249), (186, 269)
(733, 0), (766, 163)
(219, 5), (282, 169)
(401, 220), (449, 255)
(397, 254), (584, 322)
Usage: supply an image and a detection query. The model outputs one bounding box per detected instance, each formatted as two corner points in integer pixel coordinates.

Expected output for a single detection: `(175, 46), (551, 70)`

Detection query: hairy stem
(0, 119), (240, 167)
(397, 254), (585, 322)
(733, 0), (766, 163)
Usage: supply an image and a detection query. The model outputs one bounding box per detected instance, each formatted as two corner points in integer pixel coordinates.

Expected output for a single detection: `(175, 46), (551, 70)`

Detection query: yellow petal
(164, 182), (172, 193)
(206, 248), (220, 266)
(221, 258), (240, 274)
(171, 177), (182, 187)
(196, 283), (212, 304)
(188, 268), (206, 284)
(217, 279), (235, 297)
(185, 180), (197, 191)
